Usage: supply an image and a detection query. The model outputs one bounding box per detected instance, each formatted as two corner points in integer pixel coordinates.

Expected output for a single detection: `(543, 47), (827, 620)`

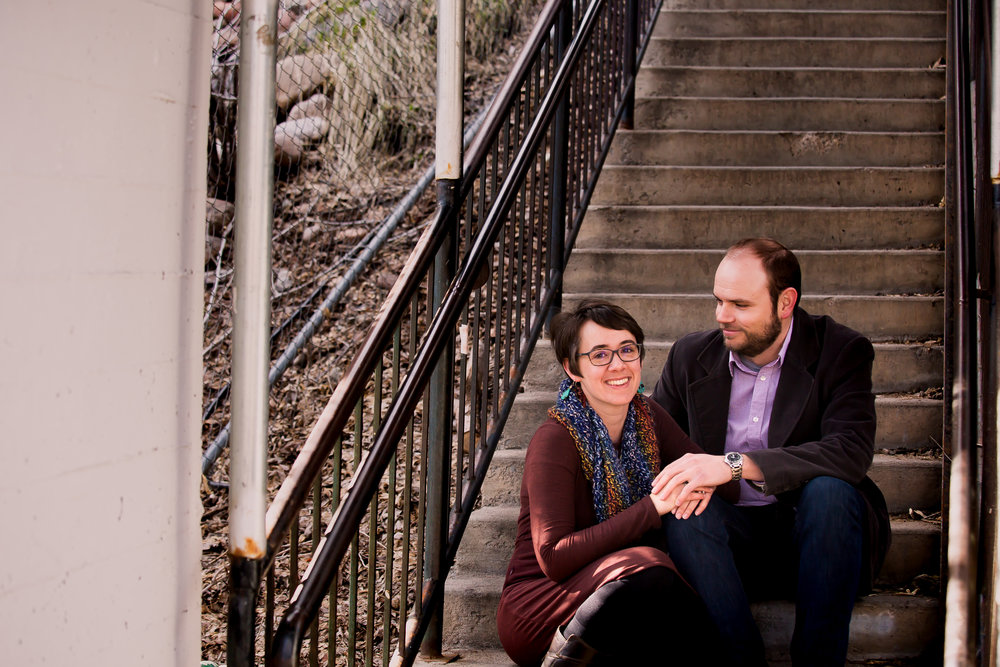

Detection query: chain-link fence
(200, 0), (538, 659)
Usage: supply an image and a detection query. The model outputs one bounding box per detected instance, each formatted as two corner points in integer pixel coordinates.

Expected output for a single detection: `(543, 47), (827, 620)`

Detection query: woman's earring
(637, 383), (645, 395)
(560, 384), (573, 400)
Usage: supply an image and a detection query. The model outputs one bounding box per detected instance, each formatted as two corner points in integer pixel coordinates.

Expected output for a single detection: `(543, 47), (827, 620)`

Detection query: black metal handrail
(944, 0), (998, 662)
(226, 0), (663, 664)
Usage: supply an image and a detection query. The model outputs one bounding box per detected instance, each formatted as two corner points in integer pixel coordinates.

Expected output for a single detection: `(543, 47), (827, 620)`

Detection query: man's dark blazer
(651, 307), (890, 589)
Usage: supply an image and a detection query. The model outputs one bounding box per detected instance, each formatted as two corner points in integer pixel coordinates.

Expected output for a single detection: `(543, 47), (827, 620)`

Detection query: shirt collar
(728, 316), (795, 377)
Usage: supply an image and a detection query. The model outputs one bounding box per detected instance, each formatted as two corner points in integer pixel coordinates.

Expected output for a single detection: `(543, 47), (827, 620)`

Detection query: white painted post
(228, 2), (277, 664)
(230, 0), (277, 563)
(436, 0), (465, 181)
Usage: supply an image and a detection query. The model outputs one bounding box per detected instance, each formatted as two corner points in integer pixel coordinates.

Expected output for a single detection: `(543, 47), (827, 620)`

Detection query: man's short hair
(549, 299), (646, 376)
(726, 237), (802, 309)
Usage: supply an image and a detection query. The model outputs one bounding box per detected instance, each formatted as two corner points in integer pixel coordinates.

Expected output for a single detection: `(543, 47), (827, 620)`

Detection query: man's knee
(662, 497), (732, 556)
(795, 476), (865, 541)
(798, 476), (864, 515)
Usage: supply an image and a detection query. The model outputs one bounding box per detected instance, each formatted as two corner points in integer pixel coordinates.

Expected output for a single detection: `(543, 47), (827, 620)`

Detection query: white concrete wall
(0, 1), (210, 664)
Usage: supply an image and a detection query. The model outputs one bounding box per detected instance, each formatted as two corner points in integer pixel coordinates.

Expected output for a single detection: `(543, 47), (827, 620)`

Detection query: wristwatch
(725, 452), (744, 482)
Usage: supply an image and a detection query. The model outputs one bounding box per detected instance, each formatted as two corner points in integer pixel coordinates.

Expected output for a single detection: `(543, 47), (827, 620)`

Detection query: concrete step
(637, 67), (945, 99)
(878, 518), (942, 586)
(643, 37), (944, 69)
(414, 649), (515, 667)
(522, 340), (942, 396)
(499, 390), (941, 452)
(664, 0), (945, 12)
(578, 205), (944, 250)
(559, 293), (943, 341)
(441, 574), (940, 662)
(592, 166), (943, 207)
(607, 130), (944, 167)
(869, 454), (943, 514)
(654, 10), (944, 39)
(635, 97), (944, 132)
(479, 447), (940, 514)
(564, 248), (943, 295)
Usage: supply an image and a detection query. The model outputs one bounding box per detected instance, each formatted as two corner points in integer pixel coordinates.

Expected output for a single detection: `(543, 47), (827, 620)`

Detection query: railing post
(228, 1), (278, 666)
(423, 0), (463, 654)
(972, 0), (998, 661)
(944, 0), (981, 663)
(421, 188), (458, 657)
(548, 2), (573, 322)
(621, 0), (639, 130)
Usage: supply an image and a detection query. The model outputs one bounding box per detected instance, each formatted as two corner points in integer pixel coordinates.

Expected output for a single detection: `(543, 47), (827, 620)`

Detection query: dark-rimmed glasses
(576, 343), (642, 366)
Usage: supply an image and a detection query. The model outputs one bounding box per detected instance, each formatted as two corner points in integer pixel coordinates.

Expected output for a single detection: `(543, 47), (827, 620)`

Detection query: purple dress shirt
(726, 319), (795, 506)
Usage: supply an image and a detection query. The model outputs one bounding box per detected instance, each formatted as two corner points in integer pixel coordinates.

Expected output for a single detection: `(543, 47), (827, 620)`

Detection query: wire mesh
(202, 0), (538, 464)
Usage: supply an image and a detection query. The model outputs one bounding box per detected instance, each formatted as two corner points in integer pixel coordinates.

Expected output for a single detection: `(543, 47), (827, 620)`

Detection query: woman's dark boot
(540, 627), (600, 666)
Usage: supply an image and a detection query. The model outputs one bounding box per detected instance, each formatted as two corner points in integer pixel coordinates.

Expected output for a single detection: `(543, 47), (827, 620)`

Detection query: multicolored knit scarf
(548, 377), (660, 524)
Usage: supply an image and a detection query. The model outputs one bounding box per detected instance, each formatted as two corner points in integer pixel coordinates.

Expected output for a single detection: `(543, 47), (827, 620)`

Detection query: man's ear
(562, 358), (582, 383)
(778, 288), (797, 319)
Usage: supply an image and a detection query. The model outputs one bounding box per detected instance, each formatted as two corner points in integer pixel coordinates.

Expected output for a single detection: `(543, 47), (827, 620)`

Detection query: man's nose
(717, 303), (733, 323)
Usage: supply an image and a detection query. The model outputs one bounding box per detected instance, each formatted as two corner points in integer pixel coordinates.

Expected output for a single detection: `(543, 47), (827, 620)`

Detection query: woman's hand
(649, 485), (714, 519)
(653, 452), (732, 516)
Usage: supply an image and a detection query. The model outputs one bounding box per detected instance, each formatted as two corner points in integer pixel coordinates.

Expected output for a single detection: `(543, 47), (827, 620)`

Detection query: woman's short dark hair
(727, 237), (802, 309)
(549, 299), (645, 376)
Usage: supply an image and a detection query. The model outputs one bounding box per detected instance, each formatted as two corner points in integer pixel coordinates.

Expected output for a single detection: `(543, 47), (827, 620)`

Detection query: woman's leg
(559, 566), (718, 664)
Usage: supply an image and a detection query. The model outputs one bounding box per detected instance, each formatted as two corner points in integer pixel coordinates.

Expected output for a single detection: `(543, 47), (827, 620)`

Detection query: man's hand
(653, 453), (734, 516)
(649, 485), (713, 519)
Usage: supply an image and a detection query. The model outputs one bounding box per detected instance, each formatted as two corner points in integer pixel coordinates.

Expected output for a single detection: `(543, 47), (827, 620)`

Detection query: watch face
(726, 452), (741, 465)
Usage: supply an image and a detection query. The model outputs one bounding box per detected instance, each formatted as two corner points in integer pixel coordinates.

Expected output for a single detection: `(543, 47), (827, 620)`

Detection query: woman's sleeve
(648, 398), (741, 504)
(527, 420), (662, 583)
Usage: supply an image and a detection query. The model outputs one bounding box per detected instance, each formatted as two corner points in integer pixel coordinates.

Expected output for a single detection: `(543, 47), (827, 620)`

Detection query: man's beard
(722, 307), (782, 359)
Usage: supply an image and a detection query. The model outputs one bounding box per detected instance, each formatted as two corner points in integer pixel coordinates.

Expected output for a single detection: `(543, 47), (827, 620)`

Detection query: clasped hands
(649, 453), (733, 520)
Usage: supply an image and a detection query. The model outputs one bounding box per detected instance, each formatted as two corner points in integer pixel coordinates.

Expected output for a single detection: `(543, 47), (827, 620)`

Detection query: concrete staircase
(428, 0), (946, 664)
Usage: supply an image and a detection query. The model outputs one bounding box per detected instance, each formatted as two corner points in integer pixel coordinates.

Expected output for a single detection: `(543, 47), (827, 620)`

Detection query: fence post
(227, 1), (279, 666)
(548, 2), (573, 322)
(621, 0), (639, 130)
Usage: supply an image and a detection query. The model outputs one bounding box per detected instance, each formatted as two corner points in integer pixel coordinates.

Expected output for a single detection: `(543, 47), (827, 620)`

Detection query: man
(650, 238), (889, 666)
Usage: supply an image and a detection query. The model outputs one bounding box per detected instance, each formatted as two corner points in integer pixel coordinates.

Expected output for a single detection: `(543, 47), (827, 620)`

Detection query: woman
(495, 300), (736, 666)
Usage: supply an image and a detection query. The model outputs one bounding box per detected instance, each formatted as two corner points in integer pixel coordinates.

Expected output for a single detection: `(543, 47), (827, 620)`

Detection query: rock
(274, 116), (331, 168)
(206, 198), (235, 237)
(275, 53), (332, 111)
(274, 268), (294, 293)
(302, 224), (323, 243)
(214, 1), (240, 23)
(274, 133), (303, 169)
(288, 93), (331, 122)
(215, 24), (240, 52)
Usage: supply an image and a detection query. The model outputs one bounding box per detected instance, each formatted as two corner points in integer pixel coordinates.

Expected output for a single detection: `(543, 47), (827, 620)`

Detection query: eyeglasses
(576, 343), (642, 366)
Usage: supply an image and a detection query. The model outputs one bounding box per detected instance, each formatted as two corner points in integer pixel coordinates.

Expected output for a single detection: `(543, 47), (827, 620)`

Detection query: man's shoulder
(795, 309), (874, 365)
(666, 328), (726, 378)
(799, 310), (871, 348)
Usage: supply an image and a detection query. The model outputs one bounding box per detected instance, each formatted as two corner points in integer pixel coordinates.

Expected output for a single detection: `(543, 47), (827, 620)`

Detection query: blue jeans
(663, 476), (866, 667)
